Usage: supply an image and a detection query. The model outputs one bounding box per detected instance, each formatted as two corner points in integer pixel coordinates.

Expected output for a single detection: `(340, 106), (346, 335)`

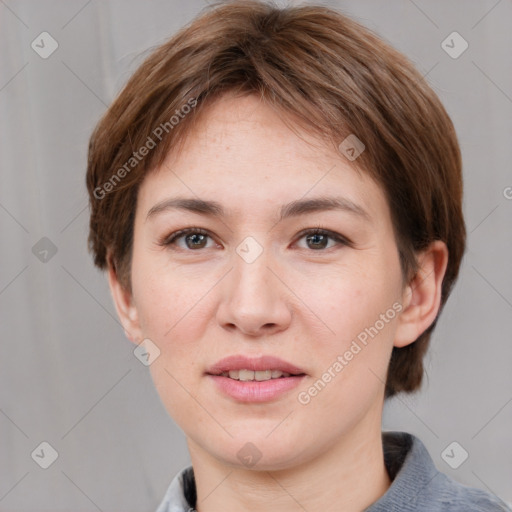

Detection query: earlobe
(394, 240), (449, 348)
(107, 260), (143, 344)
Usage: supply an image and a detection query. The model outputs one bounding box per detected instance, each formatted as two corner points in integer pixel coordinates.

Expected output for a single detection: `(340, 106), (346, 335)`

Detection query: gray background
(1, 0), (511, 510)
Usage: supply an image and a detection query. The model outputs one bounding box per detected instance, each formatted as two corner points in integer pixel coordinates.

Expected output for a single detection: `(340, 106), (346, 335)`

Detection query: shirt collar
(364, 431), (440, 511)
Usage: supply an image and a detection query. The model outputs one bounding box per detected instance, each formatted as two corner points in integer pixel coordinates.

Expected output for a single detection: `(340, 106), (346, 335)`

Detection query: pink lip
(206, 354), (306, 375)
(207, 374), (307, 402)
(205, 354), (307, 403)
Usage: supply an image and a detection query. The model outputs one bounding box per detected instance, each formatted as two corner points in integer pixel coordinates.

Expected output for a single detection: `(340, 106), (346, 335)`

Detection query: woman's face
(124, 94), (411, 469)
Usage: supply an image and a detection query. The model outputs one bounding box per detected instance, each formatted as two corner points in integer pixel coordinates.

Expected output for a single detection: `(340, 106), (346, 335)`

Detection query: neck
(187, 408), (391, 512)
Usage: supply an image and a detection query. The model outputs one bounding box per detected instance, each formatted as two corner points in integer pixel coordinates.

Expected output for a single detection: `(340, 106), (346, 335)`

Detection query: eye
(159, 227), (217, 251)
(294, 226), (351, 251)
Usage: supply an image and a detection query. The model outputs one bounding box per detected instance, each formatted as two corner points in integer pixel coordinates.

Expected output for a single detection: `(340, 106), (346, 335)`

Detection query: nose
(216, 243), (292, 337)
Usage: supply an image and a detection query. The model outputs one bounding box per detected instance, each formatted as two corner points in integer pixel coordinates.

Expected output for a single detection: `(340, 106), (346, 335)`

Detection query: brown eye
(305, 232), (330, 250)
(296, 228), (350, 251)
(161, 228), (214, 250)
(182, 232), (209, 249)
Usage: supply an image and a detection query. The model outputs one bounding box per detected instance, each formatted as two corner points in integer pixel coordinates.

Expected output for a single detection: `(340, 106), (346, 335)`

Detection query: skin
(109, 93), (448, 512)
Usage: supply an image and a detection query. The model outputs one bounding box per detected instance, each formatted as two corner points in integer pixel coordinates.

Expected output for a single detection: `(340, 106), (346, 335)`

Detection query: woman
(86, 1), (510, 510)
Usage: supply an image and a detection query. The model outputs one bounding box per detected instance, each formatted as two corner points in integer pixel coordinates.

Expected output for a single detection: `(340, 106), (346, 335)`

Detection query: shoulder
(430, 471), (512, 511)
(369, 432), (512, 512)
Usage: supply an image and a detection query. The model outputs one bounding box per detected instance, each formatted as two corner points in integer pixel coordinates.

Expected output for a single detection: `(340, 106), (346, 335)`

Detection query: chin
(217, 431), (307, 470)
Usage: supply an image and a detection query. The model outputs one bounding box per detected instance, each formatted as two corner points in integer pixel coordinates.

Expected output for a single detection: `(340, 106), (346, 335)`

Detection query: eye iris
(187, 233), (207, 249)
(307, 233), (328, 250)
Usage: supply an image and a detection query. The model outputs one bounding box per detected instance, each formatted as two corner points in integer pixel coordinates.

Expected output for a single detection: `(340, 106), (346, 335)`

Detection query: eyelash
(158, 225), (352, 252)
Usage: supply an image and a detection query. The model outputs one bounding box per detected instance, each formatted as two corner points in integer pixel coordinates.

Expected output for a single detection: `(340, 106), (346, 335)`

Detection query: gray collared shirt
(155, 431), (511, 512)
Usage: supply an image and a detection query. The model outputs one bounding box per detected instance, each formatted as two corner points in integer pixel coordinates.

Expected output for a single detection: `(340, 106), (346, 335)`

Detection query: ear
(394, 240), (449, 348)
(107, 259), (143, 345)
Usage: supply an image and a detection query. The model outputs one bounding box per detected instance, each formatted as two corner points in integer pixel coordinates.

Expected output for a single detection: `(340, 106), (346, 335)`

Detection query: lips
(206, 354), (306, 376)
(206, 354), (307, 402)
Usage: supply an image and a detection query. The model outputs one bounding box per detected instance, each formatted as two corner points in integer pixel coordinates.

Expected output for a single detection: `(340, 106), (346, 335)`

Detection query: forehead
(137, 94), (390, 226)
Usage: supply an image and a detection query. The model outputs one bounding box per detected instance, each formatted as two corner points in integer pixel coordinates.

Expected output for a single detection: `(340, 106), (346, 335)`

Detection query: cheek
(131, 246), (208, 340)
(297, 278), (399, 423)
(133, 267), (210, 425)
(303, 260), (400, 339)
(298, 256), (402, 396)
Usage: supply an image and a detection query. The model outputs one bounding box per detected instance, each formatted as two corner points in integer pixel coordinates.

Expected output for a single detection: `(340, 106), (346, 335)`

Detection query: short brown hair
(86, 0), (466, 397)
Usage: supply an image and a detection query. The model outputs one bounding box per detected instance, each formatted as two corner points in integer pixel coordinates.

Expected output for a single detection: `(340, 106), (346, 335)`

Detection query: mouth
(213, 369), (305, 381)
(205, 355), (307, 402)
(205, 354), (307, 379)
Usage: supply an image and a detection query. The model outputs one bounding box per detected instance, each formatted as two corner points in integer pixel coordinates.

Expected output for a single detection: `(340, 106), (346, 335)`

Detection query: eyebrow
(146, 195), (371, 223)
